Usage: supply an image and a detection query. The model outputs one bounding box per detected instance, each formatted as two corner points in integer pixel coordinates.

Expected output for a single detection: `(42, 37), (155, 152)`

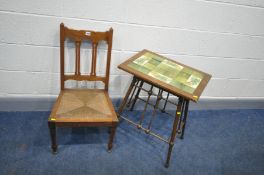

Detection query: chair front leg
(48, 121), (57, 154)
(108, 125), (117, 152)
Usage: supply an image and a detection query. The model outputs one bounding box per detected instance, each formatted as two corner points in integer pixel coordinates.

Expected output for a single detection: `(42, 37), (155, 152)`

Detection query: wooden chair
(48, 23), (118, 153)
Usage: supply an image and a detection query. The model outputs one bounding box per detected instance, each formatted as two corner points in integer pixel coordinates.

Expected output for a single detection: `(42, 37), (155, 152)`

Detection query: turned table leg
(117, 77), (137, 118)
(165, 97), (183, 168)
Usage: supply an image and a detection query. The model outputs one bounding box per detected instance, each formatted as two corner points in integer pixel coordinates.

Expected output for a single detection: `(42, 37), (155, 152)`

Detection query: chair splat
(91, 42), (98, 76)
(60, 23), (113, 90)
(75, 40), (81, 76)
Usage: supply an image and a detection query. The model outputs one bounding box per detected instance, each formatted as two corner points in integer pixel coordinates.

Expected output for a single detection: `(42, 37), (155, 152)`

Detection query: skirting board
(0, 96), (264, 112)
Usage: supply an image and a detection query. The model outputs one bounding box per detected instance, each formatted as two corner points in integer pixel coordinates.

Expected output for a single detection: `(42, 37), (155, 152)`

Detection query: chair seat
(49, 89), (118, 124)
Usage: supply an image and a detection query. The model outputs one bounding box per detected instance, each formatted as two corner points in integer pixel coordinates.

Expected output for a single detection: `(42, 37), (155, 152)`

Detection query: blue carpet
(0, 109), (264, 175)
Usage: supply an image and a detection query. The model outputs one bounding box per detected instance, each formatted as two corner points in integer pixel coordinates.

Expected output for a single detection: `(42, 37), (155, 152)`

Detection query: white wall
(0, 0), (264, 99)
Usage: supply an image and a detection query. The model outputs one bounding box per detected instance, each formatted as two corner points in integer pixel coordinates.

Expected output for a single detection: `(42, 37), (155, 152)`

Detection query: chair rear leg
(108, 125), (117, 152)
(48, 121), (57, 154)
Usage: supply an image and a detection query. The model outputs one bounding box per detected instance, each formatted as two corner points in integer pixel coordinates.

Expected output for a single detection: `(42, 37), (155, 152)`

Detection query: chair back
(60, 23), (113, 91)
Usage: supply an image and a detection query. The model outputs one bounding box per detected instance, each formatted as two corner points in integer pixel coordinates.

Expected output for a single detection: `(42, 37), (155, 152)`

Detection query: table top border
(118, 49), (212, 102)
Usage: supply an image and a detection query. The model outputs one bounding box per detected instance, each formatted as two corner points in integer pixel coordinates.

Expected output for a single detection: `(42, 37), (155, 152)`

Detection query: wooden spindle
(91, 42), (98, 76)
(75, 40), (81, 75)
